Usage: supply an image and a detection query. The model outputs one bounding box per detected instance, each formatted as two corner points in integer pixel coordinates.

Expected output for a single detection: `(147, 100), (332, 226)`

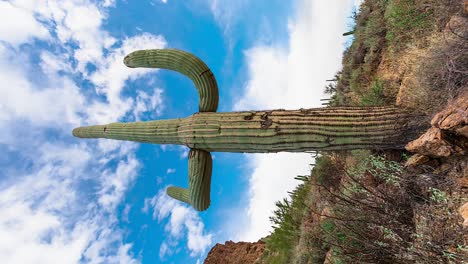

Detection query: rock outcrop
(204, 240), (265, 264)
(406, 91), (468, 157)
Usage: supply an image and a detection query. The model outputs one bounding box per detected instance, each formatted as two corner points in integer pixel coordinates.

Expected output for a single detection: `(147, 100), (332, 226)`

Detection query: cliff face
(204, 240), (265, 264)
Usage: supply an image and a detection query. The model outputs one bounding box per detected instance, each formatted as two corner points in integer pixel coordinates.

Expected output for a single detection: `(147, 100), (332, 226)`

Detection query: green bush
(360, 79), (386, 106)
(385, 0), (431, 50)
(312, 155), (343, 189)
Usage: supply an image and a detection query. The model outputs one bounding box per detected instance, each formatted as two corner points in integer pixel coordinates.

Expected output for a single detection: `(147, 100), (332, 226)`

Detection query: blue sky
(0, 1), (361, 263)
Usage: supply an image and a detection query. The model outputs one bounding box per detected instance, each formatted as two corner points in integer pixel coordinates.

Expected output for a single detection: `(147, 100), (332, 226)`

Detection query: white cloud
(179, 146), (190, 159)
(98, 154), (140, 210)
(145, 189), (213, 259)
(230, 0), (356, 241)
(159, 242), (171, 259)
(0, 1), (169, 263)
(238, 153), (313, 241)
(0, 1), (50, 45)
(59, 2), (116, 73)
(122, 204), (131, 223)
(133, 88), (164, 120)
(166, 168), (176, 174)
(40, 51), (74, 75)
(235, 1), (351, 111)
(0, 52), (85, 126)
(0, 141), (139, 264)
(87, 33), (167, 124)
(209, 0), (248, 35)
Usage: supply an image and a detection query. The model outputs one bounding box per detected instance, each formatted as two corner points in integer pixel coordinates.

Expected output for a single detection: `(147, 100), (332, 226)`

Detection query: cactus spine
(73, 49), (427, 211)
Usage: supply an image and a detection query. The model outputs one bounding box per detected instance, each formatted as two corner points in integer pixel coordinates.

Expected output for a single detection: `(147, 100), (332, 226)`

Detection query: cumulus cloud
(133, 88), (165, 121)
(0, 140), (139, 264)
(0, 1), (50, 45)
(0, 0), (168, 263)
(88, 32), (167, 124)
(0, 51), (85, 126)
(144, 189), (213, 259)
(228, 0), (356, 241)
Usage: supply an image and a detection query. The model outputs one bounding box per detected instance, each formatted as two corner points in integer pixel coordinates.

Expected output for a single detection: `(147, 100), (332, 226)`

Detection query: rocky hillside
(204, 0), (467, 263)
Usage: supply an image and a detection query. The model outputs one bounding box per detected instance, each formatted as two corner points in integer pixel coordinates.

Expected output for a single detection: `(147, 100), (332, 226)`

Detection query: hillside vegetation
(261, 0), (467, 263)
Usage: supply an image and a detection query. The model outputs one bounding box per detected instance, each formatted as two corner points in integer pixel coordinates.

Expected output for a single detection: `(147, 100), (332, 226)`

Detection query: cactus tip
(72, 127), (81, 138)
(123, 54), (135, 68)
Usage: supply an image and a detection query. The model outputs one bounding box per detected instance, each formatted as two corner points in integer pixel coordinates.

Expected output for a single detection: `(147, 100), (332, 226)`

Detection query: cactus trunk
(73, 106), (426, 152)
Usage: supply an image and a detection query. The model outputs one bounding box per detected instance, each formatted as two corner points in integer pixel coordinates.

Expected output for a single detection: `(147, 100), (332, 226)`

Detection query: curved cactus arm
(124, 49), (219, 112)
(166, 149), (212, 211)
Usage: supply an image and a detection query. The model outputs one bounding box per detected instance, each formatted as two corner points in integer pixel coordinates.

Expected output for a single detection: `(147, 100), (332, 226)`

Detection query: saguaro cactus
(73, 49), (427, 211)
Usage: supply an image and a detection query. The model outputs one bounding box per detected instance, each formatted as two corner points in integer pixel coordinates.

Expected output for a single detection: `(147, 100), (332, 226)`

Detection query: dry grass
(395, 23), (468, 115)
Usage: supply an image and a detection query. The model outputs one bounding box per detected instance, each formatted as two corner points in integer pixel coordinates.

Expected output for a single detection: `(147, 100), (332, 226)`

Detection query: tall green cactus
(73, 49), (427, 211)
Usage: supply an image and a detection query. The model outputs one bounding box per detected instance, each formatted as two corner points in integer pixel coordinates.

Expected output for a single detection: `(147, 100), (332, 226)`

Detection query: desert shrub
(335, 0), (389, 106)
(397, 19), (468, 115)
(415, 29), (468, 114)
(310, 154), (467, 263)
(312, 154), (344, 189)
(360, 79), (387, 106)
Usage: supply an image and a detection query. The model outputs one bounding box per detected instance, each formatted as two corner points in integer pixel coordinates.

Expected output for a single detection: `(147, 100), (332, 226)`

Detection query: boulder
(431, 90), (468, 138)
(406, 91), (467, 157)
(405, 127), (464, 157)
(405, 154), (430, 167)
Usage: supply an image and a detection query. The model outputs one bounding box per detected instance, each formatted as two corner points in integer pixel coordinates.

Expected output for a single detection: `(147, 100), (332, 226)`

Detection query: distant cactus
(73, 49), (427, 211)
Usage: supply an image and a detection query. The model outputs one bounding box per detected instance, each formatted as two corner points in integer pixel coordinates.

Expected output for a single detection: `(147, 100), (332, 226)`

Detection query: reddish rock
(405, 154), (430, 167)
(406, 91), (468, 157)
(204, 240), (265, 264)
(431, 90), (468, 137)
(405, 127), (464, 157)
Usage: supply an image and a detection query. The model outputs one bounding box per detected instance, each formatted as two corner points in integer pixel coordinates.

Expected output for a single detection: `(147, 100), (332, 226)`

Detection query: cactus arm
(166, 149), (212, 211)
(123, 49), (219, 112)
(167, 186), (191, 204)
